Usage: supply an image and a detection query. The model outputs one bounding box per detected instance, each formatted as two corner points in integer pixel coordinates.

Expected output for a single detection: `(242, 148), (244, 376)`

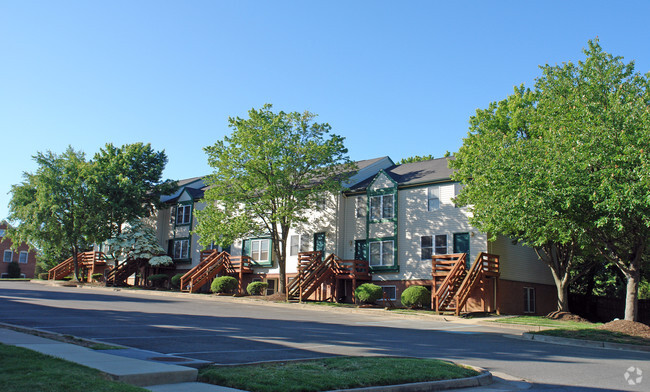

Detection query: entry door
(453, 232), (470, 266)
(314, 232), (326, 255)
(354, 240), (367, 261)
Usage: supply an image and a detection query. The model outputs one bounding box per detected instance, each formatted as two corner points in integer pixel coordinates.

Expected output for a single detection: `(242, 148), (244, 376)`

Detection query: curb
(522, 332), (650, 353)
(328, 366), (492, 392)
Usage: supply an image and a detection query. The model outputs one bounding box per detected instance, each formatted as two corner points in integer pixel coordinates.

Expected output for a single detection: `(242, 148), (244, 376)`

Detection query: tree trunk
(556, 280), (569, 312)
(624, 263), (640, 321)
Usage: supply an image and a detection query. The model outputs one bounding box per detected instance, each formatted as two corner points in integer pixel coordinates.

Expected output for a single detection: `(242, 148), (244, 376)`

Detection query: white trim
(18, 251), (28, 264)
(3, 250), (12, 263)
(369, 240), (394, 266)
(428, 186), (440, 211)
(378, 285), (397, 301)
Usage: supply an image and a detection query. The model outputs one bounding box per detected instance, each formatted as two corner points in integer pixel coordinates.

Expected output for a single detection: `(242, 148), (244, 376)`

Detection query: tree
(7, 147), (100, 280)
(105, 221), (172, 267)
(91, 143), (176, 239)
(195, 104), (352, 294)
(397, 154), (436, 164)
(452, 40), (650, 320)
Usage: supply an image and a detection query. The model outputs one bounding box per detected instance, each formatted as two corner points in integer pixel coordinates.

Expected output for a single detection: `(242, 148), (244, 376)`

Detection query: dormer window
(370, 194), (393, 220)
(176, 204), (192, 225)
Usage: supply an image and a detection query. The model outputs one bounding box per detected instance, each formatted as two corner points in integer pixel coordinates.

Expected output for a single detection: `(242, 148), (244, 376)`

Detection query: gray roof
(348, 157), (454, 191)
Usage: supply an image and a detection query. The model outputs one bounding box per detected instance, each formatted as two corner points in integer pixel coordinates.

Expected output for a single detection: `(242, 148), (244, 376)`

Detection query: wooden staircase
(48, 251), (107, 281)
(286, 251), (371, 302)
(105, 258), (142, 287)
(180, 250), (254, 294)
(432, 252), (499, 315)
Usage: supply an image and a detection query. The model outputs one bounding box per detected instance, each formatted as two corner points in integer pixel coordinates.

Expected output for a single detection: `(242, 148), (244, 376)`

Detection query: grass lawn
(494, 315), (601, 329)
(532, 329), (650, 346)
(199, 356), (479, 392)
(0, 343), (147, 392)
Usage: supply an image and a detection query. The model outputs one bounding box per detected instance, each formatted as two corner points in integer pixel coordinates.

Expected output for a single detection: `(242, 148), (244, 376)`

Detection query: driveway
(0, 282), (647, 391)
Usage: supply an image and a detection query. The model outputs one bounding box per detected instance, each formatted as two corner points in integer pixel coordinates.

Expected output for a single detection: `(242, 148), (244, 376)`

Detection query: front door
(354, 240), (367, 261)
(314, 232), (326, 255)
(453, 232), (470, 266)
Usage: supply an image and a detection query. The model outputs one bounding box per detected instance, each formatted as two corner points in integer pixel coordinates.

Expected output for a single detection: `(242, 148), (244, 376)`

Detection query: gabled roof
(347, 157), (454, 192)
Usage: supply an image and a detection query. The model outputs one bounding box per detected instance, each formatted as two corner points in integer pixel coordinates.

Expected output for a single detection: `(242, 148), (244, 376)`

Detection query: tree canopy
(451, 40), (650, 320)
(195, 104), (352, 293)
(105, 221), (172, 266)
(7, 143), (174, 278)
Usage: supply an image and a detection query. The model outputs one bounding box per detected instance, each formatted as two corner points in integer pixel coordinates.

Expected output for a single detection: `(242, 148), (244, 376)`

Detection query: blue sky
(2, 1), (649, 220)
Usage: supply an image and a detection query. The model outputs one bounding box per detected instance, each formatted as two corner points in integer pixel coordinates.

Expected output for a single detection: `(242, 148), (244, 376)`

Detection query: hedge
(211, 276), (238, 294)
(354, 283), (383, 304)
(401, 286), (431, 308)
(247, 281), (268, 295)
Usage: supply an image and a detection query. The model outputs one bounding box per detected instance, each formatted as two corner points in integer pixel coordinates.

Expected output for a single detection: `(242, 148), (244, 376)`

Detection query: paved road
(0, 282), (647, 391)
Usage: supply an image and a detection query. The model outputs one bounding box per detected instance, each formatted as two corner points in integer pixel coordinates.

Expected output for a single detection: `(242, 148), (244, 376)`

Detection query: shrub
(7, 262), (22, 278)
(91, 273), (104, 282)
(354, 283), (383, 304)
(38, 272), (49, 280)
(211, 276), (238, 294)
(401, 286), (431, 308)
(247, 281), (268, 295)
(147, 274), (169, 288)
(170, 273), (184, 288)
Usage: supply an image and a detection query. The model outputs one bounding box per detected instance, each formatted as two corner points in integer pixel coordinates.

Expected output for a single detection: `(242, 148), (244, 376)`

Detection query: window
(380, 286), (397, 301)
(369, 240), (393, 266)
(421, 236), (433, 260)
(435, 235), (447, 255)
(3, 250), (12, 263)
(173, 239), (190, 259)
(0, 229), (5, 237)
(176, 204), (192, 225)
(18, 251), (28, 264)
(428, 187), (440, 211)
(289, 235), (300, 256)
(524, 287), (536, 313)
(266, 279), (276, 295)
(370, 194), (394, 220)
(251, 239), (269, 262)
(355, 196), (365, 218)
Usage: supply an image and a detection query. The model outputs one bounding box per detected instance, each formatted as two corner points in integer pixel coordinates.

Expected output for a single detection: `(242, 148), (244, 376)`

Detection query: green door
(354, 240), (367, 261)
(453, 232), (470, 267)
(314, 232), (326, 255)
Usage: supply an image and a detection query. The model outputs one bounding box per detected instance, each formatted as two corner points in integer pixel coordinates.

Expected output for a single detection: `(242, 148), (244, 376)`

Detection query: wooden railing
(432, 253), (467, 312)
(185, 251), (231, 293)
(105, 258), (140, 286)
(332, 259), (371, 279)
(454, 252), (500, 315)
(179, 250), (214, 291)
(48, 251), (107, 281)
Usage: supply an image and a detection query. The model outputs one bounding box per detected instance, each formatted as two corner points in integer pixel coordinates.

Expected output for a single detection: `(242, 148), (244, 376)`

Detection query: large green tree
(7, 148), (100, 280)
(91, 142), (176, 239)
(195, 104), (352, 293)
(452, 40), (650, 320)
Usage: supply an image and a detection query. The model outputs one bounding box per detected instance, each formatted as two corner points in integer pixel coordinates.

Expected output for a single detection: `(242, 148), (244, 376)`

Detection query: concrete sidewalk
(0, 328), (242, 391)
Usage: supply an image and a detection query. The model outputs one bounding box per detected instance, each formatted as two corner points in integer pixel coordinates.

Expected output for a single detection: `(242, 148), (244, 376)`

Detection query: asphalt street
(0, 282), (647, 391)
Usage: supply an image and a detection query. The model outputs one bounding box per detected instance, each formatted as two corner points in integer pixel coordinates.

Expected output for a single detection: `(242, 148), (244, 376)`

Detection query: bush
(170, 273), (184, 288)
(354, 283), (383, 304)
(147, 274), (169, 288)
(91, 273), (104, 282)
(211, 276), (238, 294)
(247, 281), (268, 295)
(401, 286), (431, 308)
(7, 262), (22, 278)
(38, 272), (49, 280)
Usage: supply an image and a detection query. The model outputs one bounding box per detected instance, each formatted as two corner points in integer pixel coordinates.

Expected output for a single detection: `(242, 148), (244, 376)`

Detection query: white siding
(488, 235), (555, 285)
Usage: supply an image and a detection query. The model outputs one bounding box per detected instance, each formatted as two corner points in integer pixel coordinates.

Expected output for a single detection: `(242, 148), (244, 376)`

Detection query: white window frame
(524, 287), (536, 313)
(0, 229), (5, 237)
(355, 196), (365, 218)
(369, 240), (394, 267)
(428, 186), (440, 211)
(3, 250), (12, 263)
(251, 239), (269, 262)
(176, 204), (192, 225)
(18, 251), (28, 264)
(421, 236), (433, 261)
(434, 234), (448, 255)
(289, 235), (300, 256)
(173, 239), (190, 259)
(266, 279), (276, 295)
(379, 285), (397, 301)
(370, 194), (394, 221)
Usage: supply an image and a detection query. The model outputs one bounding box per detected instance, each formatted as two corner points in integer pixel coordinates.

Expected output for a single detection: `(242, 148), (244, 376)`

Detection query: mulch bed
(598, 320), (650, 339)
(545, 311), (589, 322)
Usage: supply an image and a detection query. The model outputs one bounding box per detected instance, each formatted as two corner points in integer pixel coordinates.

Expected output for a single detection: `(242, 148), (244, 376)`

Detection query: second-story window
(19, 251), (28, 264)
(370, 194), (394, 220)
(428, 186), (440, 211)
(176, 204), (192, 225)
(355, 196), (365, 218)
(289, 235), (300, 256)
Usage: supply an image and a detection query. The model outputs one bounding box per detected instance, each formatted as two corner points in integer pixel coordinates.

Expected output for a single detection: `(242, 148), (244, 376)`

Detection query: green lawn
(494, 315), (601, 329)
(199, 356), (479, 392)
(532, 329), (650, 346)
(0, 343), (147, 392)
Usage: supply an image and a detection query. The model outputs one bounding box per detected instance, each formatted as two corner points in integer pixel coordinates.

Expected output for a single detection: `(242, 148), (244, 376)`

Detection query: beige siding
(488, 235), (555, 285)
(341, 195), (366, 259)
(370, 172), (395, 191)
